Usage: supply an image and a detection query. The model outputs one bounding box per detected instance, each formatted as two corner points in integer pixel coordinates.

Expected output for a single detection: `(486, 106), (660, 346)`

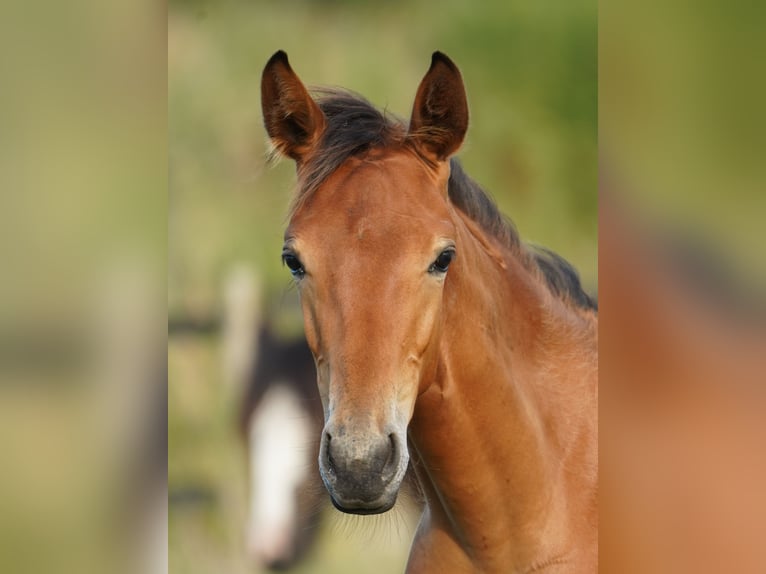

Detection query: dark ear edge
(261, 51), (325, 163)
(408, 52), (469, 163)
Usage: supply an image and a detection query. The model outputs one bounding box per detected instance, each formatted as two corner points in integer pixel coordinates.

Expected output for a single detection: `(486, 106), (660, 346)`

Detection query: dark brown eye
(282, 252), (305, 278)
(429, 248), (455, 274)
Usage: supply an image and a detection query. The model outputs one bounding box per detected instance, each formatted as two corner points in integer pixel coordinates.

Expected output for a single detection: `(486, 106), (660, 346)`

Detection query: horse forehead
(295, 153), (453, 244)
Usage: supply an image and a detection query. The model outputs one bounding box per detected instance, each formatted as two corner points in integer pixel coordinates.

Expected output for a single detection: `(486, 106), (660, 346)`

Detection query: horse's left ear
(408, 52), (469, 162)
(261, 50), (326, 164)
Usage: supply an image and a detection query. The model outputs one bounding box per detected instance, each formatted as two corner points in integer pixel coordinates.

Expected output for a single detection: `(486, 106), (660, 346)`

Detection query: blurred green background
(600, 0), (766, 287)
(168, 0), (596, 572)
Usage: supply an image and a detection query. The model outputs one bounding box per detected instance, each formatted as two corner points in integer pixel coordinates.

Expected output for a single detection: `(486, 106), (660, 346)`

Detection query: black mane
(446, 160), (597, 311)
(291, 89), (596, 312)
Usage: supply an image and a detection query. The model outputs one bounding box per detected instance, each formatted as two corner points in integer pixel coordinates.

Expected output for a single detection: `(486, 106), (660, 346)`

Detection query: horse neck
(409, 212), (598, 570)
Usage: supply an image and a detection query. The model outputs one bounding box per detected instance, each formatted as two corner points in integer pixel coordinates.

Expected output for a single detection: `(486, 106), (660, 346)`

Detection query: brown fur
(261, 51), (598, 573)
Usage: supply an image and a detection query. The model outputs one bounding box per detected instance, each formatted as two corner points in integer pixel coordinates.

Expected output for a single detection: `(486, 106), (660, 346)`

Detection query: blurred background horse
(225, 267), (325, 570)
(237, 328), (322, 570)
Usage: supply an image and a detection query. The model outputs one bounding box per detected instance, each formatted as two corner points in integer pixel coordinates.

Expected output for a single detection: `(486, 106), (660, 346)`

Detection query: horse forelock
(289, 89), (406, 217)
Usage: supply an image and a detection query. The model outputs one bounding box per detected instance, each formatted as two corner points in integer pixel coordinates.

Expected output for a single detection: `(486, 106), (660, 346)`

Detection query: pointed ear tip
(265, 50), (290, 69)
(430, 51), (459, 72)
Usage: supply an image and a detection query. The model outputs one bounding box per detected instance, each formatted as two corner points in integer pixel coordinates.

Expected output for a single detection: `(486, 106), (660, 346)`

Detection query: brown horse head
(261, 51), (468, 514)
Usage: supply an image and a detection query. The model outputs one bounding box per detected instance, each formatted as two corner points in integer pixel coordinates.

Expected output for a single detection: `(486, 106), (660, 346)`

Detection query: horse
(260, 51), (598, 573)
(599, 186), (766, 573)
(236, 321), (325, 570)
(219, 265), (325, 569)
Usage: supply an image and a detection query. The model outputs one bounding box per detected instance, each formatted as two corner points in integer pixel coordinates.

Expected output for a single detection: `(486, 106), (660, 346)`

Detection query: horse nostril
(386, 434), (396, 468)
(323, 431), (337, 473)
(379, 433), (400, 481)
(322, 427), (401, 481)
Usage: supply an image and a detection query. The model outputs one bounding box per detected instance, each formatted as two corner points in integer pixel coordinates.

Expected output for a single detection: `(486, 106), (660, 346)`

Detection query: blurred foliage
(601, 0), (766, 285)
(0, 1), (165, 573)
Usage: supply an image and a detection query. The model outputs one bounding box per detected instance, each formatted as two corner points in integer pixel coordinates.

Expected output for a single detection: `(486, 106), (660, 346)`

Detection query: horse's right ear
(261, 51), (325, 164)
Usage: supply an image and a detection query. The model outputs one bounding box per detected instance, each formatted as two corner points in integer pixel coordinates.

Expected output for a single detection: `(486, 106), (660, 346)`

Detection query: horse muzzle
(318, 424), (408, 515)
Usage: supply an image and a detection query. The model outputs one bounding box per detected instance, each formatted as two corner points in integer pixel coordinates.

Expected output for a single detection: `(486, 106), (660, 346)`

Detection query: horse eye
(282, 252), (305, 277)
(429, 248), (455, 274)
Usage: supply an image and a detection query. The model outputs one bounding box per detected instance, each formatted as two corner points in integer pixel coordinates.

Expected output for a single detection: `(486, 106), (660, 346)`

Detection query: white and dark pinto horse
(221, 266), (325, 570)
(237, 323), (325, 571)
